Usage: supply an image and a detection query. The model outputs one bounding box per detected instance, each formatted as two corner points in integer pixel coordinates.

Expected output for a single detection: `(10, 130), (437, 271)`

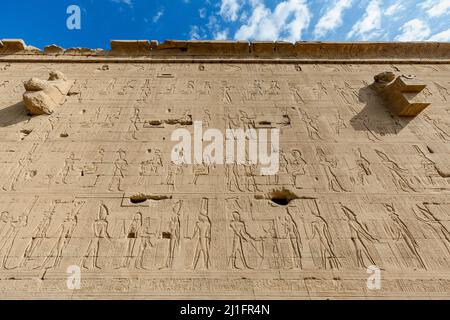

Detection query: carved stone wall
(0, 40), (450, 299)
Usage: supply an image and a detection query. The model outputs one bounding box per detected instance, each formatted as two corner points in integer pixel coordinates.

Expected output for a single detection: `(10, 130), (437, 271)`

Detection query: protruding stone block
(44, 44), (65, 55)
(372, 72), (431, 116)
(110, 40), (152, 55)
(275, 41), (295, 56)
(155, 40), (250, 56)
(64, 47), (100, 55)
(250, 42), (275, 56)
(23, 71), (74, 115)
(1, 39), (26, 51)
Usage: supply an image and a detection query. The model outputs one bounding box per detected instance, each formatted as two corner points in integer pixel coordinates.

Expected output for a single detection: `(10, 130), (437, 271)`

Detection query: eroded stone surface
(0, 43), (450, 299)
(22, 71), (74, 115)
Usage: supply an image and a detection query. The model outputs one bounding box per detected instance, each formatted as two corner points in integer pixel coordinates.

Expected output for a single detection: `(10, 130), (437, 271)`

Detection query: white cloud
(420, 0), (450, 17)
(234, 0), (311, 42)
(220, 0), (243, 22)
(152, 9), (164, 23)
(314, 0), (353, 38)
(199, 8), (207, 19)
(384, 1), (404, 16)
(111, 0), (133, 6)
(347, 0), (382, 40)
(429, 28), (450, 41)
(395, 19), (431, 41)
(189, 25), (204, 40)
(215, 29), (230, 40)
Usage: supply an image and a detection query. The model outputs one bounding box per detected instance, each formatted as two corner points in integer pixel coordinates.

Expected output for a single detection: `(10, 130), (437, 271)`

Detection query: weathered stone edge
(1, 39), (450, 59)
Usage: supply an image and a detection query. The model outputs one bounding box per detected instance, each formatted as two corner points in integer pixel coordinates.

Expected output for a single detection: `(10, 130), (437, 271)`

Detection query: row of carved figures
(0, 199), (448, 271)
(2, 144), (448, 193)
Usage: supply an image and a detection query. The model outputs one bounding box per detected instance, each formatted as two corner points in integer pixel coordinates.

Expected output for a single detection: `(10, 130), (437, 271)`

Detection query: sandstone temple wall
(0, 40), (449, 299)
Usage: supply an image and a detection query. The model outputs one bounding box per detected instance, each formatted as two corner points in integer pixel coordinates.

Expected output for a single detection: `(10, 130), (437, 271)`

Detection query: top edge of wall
(1, 39), (450, 60)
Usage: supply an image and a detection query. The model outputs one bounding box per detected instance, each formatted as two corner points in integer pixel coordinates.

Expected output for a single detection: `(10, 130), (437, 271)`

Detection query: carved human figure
(301, 110), (322, 140)
(352, 148), (372, 186)
(100, 79), (116, 95)
(341, 204), (379, 268)
(57, 152), (80, 185)
(288, 82), (305, 104)
(81, 203), (111, 269)
(273, 150), (289, 185)
(223, 107), (240, 130)
(413, 203), (450, 255)
(316, 147), (347, 192)
(254, 80), (264, 97)
(103, 108), (121, 128)
(161, 201), (182, 269)
(222, 82), (233, 104)
(127, 107), (141, 140)
(108, 149), (128, 192)
(0, 211), (11, 239)
(423, 114), (450, 142)
(310, 208), (341, 269)
(226, 163), (243, 192)
(18, 203), (56, 268)
(166, 164), (183, 191)
(190, 212), (211, 270)
(37, 212), (79, 269)
(433, 81), (450, 102)
(243, 163), (260, 192)
(384, 204), (427, 270)
(186, 80), (195, 94)
(0, 214), (28, 269)
(135, 217), (156, 270)
(202, 109), (211, 127)
(192, 160), (211, 185)
(138, 79), (152, 102)
(412, 145), (438, 186)
(375, 150), (416, 192)
(333, 111), (347, 135)
(201, 81), (212, 95)
(120, 212), (142, 269)
(239, 110), (255, 131)
(267, 80), (280, 95)
(289, 149), (307, 188)
(229, 211), (259, 270)
(281, 208), (302, 269)
(82, 147), (105, 187)
(3, 143), (38, 191)
(262, 220), (284, 269)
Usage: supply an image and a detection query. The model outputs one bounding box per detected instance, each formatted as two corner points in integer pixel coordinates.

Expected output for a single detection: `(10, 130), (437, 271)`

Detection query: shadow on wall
(0, 101), (31, 127)
(350, 85), (413, 136)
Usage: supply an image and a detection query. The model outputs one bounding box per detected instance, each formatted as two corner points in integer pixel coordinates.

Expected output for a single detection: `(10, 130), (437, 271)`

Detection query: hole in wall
(265, 188), (300, 206)
(19, 129), (32, 140)
(129, 194), (172, 204)
(427, 146), (435, 154)
(130, 195), (147, 204)
(20, 129), (32, 135)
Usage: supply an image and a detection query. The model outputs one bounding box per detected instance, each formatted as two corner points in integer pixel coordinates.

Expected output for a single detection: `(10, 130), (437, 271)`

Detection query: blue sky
(1, 0), (450, 49)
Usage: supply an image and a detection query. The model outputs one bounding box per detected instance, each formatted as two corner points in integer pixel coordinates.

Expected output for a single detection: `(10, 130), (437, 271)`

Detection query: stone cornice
(1, 39), (450, 63)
